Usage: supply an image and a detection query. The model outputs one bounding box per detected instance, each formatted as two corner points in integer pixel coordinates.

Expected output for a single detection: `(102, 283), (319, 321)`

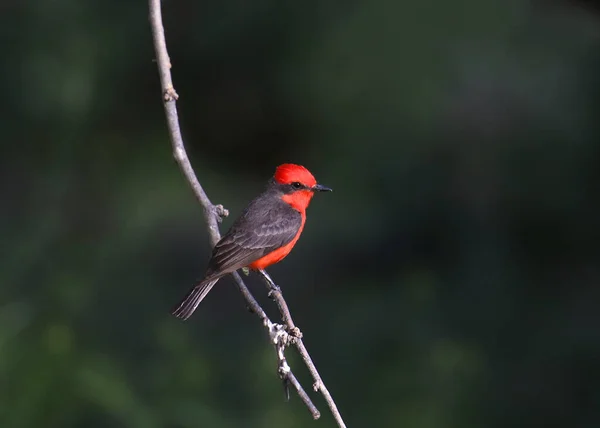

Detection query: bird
(172, 163), (332, 320)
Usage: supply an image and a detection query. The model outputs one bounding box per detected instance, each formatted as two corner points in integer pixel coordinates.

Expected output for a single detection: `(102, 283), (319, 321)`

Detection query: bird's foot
(267, 284), (281, 299)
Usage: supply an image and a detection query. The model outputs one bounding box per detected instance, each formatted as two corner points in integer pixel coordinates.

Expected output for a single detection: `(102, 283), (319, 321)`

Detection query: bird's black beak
(312, 183), (332, 192)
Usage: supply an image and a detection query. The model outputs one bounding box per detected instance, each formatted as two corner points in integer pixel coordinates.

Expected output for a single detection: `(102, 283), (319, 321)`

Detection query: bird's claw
(267, 284), (281, 299)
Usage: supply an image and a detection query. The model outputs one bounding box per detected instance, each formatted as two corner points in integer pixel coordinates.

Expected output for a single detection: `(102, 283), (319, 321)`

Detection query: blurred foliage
(1, 0), (599, 427)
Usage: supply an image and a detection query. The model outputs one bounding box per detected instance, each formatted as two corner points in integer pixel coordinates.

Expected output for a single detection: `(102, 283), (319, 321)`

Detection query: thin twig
(266, 319), (321, 419)
(148, 0), (227, 246)
(232, 270), (320, 419)
(149, 1), (345, 426)
(259, 270), (347, 428)
(259, 269), (300, 335)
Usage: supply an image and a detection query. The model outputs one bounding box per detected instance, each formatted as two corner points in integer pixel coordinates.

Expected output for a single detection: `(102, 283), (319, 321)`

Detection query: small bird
(172, 163), (332, 320)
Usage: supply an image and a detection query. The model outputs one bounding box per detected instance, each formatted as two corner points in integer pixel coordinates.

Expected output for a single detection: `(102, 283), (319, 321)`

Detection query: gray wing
(204, 198), (302, 279)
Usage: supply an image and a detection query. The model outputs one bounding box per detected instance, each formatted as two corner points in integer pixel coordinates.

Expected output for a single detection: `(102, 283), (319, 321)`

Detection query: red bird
(172, 164), (332, 320)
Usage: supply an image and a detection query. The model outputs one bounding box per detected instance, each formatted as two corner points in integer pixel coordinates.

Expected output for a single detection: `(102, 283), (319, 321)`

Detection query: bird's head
(273, 163), (332, 212)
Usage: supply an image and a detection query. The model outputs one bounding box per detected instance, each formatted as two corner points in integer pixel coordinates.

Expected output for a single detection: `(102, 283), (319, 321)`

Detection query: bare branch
(259, 270), (347, 428)
(149, 1), (346, 426)
(259, 269), (300, 335)
(266, 319), (321, 419)
(148, 0), (226, 246)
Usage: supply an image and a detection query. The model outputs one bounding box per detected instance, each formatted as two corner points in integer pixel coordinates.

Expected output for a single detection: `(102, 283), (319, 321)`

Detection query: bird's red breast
(171, 163), (331, 320)
(247, 165), (318, 268)
(247, 214), (306, 270)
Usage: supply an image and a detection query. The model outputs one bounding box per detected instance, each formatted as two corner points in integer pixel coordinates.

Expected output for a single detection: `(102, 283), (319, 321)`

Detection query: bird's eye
(291, 182), (303, 189)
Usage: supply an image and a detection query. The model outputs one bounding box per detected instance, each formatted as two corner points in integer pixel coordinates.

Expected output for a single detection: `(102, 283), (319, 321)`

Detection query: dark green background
(1, 1), (599, 427)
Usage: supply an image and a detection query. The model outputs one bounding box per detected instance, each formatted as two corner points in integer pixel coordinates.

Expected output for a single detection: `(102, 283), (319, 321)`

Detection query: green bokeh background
(1, 1), (599, 427)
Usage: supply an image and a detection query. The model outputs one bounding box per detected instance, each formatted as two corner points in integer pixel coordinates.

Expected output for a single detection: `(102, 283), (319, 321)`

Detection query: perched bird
(172, 163), (332, 320)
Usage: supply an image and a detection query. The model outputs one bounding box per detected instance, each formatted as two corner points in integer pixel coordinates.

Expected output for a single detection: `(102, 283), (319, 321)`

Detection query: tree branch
(259, 270), (347, 428)
(148, 0), (227, 246)
(149, 1), (346, 426)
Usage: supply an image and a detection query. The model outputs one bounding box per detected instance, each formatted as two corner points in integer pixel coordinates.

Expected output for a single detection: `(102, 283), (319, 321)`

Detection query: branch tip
(282, 378), (291, 401)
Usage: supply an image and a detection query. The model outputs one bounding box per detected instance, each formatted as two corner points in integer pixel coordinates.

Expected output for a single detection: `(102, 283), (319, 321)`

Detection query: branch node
(278, 358), (291, 375)
(173, 146), (186, 163)
(163, 85), (179, 101)
(266, 319), (291, 348)
(288, 326), (303, 339)
(214, 204), (229, 221)
(313, 381), (323, 392)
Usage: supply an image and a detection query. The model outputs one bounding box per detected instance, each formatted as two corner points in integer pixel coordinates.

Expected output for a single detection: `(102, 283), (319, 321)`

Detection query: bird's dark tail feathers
(172, 279), (219, 320)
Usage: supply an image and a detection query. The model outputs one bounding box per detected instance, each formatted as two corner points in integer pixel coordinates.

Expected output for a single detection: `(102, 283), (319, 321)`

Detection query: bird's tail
(172, 279), (219, 320)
